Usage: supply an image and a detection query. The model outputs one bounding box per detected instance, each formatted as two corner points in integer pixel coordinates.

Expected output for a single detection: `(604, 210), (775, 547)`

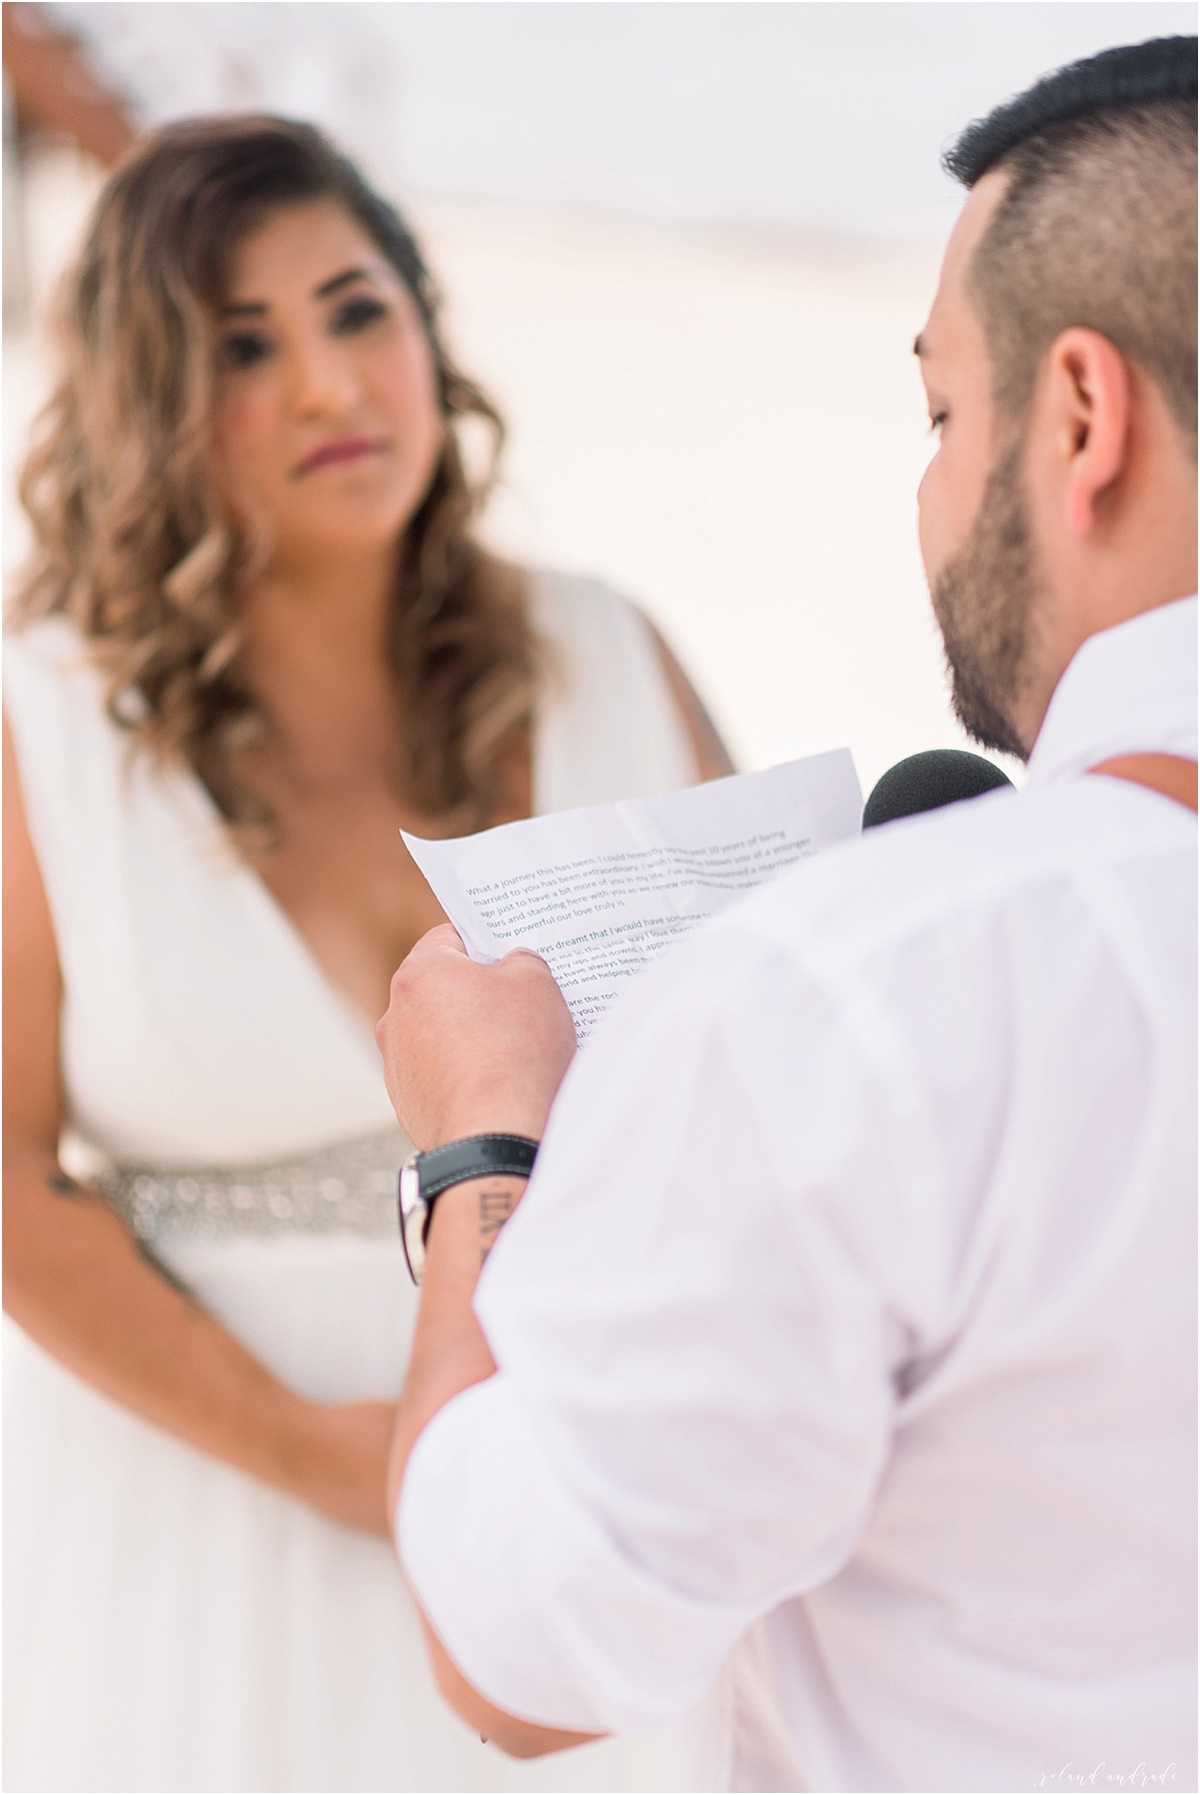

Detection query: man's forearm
(387, 1175), (519, 1509)
(387, 1175), (601, 1759)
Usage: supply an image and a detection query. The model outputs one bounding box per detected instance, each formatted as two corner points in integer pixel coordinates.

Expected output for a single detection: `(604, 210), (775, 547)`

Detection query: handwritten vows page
(403, 749), (862, 1043)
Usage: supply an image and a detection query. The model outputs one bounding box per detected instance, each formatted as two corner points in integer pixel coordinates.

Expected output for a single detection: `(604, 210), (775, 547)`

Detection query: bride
(3, 115), (730, 1795)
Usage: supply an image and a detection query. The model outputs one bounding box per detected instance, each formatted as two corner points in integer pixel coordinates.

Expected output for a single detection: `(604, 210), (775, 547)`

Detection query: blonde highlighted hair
(12, 115), (540, 833)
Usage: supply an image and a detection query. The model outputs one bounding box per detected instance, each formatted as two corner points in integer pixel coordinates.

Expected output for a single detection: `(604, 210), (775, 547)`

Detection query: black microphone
(862, 749), (1014, 829)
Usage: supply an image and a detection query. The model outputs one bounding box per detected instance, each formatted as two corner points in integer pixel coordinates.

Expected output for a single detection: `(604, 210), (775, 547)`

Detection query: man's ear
(1040, 327), (1132, 538)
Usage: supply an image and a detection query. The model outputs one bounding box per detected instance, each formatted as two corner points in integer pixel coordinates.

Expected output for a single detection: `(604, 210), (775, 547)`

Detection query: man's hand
(376, 925), (577, 1149)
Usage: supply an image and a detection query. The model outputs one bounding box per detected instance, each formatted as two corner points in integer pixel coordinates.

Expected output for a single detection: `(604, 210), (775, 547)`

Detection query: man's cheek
(917, 458), (950, 589)
(920, 441), (987, 590)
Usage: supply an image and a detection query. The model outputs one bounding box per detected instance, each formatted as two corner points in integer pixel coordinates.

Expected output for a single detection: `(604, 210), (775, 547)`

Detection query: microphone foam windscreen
(862, 749), (1014, 829)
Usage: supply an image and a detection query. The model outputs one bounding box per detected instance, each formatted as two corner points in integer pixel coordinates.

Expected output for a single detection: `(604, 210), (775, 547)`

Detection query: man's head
(916, 37), (1197, 760)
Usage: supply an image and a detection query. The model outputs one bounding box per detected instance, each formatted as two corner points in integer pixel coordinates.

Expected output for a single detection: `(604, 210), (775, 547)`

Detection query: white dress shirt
(399, 597), (1197, 1794)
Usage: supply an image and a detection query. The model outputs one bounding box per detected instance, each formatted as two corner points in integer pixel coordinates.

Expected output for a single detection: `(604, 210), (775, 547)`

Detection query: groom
(377, 37), (1197, 1792)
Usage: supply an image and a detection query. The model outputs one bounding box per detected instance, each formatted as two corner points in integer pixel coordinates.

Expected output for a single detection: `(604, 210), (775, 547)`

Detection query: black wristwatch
(398, 1134), (539, 1285)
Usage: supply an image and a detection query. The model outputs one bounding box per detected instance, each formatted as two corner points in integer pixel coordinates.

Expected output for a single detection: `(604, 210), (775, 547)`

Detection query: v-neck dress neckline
(173, 751), (391, 1049)
(3, 571), (697, 1168)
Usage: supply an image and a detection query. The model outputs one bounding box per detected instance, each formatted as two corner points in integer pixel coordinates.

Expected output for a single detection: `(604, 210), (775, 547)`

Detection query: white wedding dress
(3, 570), (695, 1795)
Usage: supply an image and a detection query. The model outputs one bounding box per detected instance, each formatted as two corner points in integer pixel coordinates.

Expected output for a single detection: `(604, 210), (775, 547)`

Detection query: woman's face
(211, 199), (443, 565)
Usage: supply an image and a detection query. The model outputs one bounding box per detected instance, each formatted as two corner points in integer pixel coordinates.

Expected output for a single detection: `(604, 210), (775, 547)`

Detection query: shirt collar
(1025, 595), (1198, 792)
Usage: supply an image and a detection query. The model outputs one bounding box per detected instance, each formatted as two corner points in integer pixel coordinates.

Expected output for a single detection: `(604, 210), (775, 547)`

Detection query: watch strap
(398, 1133), (539, 1285)
(417, 1133), (540, 1197)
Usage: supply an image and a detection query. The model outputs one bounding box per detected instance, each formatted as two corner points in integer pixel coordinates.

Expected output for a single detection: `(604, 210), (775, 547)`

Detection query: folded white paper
(403, 748), (862, 1043)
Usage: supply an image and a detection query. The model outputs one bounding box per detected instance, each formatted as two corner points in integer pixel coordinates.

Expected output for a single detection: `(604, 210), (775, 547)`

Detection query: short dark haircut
(944, 36), (1197, 448)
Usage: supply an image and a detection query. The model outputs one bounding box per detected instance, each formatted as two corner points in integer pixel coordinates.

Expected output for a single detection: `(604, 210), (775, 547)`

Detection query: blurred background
(5, 0), (1195, 792)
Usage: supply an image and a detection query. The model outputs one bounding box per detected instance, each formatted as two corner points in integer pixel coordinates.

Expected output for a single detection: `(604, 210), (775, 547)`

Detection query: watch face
(399, 1158), (426, 1285)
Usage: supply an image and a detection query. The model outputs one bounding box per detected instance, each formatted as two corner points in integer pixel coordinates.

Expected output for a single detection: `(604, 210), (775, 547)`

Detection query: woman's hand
(376, 925), (577, 1150)
(290, 1399), (397, 1537)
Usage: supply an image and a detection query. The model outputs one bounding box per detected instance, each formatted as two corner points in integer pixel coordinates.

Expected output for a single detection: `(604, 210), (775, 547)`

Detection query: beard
(930, 439), (1040, 762)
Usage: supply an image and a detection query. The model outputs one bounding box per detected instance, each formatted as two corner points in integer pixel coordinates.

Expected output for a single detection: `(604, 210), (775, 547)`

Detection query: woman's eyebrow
(313, 266), (373, 300)
(221, 269), (375, 317)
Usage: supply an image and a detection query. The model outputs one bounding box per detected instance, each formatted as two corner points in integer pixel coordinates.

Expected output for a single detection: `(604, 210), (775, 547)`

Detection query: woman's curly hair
(11, 114), (541, 836)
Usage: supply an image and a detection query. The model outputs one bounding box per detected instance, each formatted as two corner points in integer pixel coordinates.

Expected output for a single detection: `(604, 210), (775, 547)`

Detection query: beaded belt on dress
(100, 1128), (407, 1242)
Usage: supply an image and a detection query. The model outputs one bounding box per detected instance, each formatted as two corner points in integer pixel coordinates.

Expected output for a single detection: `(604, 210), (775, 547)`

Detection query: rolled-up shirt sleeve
(401, 1372), (762, 1733)
(396, 919), (932, 1734)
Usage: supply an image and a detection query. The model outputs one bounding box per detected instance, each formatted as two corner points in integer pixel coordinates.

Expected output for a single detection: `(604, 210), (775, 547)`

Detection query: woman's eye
(330, 295), (388, 336)
(928, 411), (948, 436)
(218, 331), (271, 372)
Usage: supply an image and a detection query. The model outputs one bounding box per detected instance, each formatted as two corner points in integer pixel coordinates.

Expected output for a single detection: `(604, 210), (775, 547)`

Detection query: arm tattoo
(46, 1170), (86, 1197)
(478, 1181), (519, 1266)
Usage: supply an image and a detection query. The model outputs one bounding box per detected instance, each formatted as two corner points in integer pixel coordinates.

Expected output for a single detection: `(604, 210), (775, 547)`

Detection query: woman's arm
(648, 621), (736, 781)
(3, 714), (393, 1536)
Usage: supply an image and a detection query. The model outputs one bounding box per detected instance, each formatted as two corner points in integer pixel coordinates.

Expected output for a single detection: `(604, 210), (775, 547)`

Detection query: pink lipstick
(293, 435), (386, 477)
